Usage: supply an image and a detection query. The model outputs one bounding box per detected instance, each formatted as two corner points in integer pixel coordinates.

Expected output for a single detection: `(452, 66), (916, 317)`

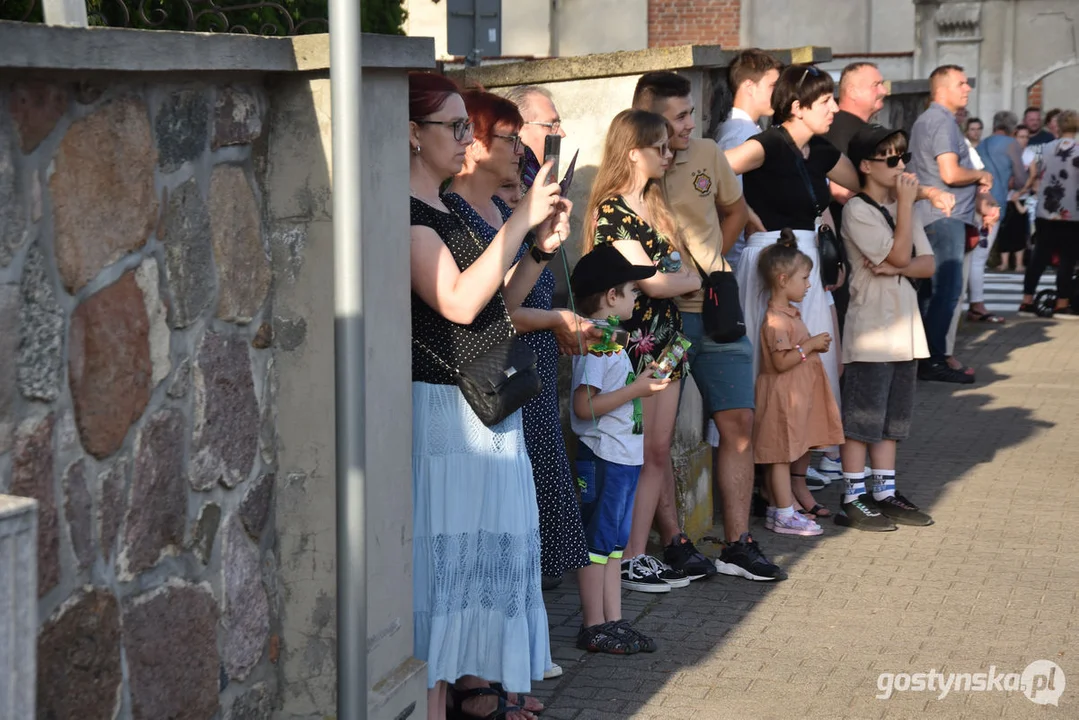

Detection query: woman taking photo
(442, 89), (591, 693)
(408, 72), (568, 720)
(584, 109), (708, 591)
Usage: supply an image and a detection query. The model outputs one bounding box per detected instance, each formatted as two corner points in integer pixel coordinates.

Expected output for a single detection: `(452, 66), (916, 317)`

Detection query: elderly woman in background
(1020, 110), (1079, 317)
(408, 72), (569, 720)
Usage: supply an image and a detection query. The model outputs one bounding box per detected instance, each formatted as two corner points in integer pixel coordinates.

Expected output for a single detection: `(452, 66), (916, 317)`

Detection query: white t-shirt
(570, 348), (642, 466)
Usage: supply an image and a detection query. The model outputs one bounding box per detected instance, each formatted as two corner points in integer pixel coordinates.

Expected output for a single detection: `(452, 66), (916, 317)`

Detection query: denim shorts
(681, 312), (756, 415)
(841, 361), (917, 443)
(575, 442), (640, 565)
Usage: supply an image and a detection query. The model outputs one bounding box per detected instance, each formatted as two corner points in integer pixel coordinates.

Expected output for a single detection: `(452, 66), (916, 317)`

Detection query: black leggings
(1023, 218), (1079, 301)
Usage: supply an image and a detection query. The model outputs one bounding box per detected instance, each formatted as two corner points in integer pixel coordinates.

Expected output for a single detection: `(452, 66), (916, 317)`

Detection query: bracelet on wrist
(795, 344), (808, 362)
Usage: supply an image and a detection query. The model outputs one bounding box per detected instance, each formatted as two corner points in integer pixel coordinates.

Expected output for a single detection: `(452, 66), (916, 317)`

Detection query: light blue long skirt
(412, 382), (551, 691)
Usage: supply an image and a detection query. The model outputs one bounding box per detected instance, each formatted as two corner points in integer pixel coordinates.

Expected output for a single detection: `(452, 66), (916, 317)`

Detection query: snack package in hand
(652, 332), (692, 381)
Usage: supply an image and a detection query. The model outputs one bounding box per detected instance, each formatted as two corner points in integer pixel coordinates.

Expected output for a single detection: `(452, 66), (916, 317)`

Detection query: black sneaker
(663, 533), (717, 580)
(835, 494), (898, 532)
(715, 533), (787, 581)
(576, 623), (638, 654)
(620, 555), (672, 593)
(606, 619), (658, 653)
(637, 554), (690, 588)
(875, 493), (934, 526)
(918, 360), (975, 385)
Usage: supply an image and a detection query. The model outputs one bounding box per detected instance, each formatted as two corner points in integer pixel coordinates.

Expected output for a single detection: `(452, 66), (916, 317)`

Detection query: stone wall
(0, 74), (278, 718)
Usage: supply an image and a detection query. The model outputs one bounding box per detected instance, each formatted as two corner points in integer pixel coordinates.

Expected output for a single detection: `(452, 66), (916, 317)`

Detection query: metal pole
(329, 1), (366, 718)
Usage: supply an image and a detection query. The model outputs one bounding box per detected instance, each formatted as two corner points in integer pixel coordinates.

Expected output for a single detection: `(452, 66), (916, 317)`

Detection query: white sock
(776, 505), (796, 519)
(871, 470), (897, 501)
(843, 472), (866, 504)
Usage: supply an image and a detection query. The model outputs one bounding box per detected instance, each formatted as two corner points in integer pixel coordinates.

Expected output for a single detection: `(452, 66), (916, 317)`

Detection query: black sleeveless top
(410, 197), (515, 385)
(742, 127), (841, 231)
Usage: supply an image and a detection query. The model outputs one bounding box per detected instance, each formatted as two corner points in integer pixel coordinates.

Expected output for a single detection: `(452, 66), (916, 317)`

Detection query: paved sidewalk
(534, 317), (1079, 719)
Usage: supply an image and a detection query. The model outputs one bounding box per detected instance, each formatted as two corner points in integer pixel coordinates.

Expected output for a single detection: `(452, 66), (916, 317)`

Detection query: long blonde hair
(584, 109), (683, 253)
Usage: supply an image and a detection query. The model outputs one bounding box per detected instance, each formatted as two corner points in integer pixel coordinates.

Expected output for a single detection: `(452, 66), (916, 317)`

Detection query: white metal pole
(329, 0), (367, 717)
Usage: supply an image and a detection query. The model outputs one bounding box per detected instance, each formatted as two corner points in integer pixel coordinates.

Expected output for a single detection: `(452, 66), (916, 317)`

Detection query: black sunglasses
(866, 152), (912, 168)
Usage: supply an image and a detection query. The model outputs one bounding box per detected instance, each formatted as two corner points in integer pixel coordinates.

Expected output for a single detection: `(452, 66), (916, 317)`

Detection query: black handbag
(685, 249), (746, 343)
(412, 208), (542, 427)
(780, 128), (846, 287)
(854, 193), (920, 291)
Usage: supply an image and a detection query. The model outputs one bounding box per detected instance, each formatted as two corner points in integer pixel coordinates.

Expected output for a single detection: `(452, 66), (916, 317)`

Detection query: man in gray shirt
(908, 65), (996, 384)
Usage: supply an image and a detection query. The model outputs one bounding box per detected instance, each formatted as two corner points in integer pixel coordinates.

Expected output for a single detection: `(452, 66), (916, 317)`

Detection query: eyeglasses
(525, 120), (562, 133)
(493, 133), (524, 153)
(413, 118), (474, 142)
(641, 142), (671, 156)
(796, 65), (821, 89)
(866, 152), (912, 168)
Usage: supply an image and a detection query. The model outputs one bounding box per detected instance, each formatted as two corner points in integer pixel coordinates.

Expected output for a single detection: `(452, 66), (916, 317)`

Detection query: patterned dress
(592, 196), (685, 379)
(442, 192), (590, 578)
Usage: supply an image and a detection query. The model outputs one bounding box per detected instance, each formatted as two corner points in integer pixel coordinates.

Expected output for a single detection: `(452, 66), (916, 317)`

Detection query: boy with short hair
(569, 245), (671, 654)
(838, 124), (939, 532)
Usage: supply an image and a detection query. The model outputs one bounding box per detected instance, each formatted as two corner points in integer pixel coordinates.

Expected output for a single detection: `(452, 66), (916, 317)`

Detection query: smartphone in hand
(543, 134), (561, 184)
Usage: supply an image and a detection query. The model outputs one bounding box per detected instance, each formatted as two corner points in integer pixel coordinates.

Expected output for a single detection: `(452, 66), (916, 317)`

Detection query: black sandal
(489, 683), (544, 714)
(575, 623), (637, 654)
(797, 503), (832, 519)
(448, 686), (527, 720)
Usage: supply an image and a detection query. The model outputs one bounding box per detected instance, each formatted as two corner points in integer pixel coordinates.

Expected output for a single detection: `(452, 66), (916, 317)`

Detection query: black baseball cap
(848, 124), (908, 169)
(571, 244), (657, 300)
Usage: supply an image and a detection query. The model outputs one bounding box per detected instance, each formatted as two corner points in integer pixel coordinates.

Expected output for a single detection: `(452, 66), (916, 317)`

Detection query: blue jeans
(919, 218), (969, 361)
(575, 442), (641, 565)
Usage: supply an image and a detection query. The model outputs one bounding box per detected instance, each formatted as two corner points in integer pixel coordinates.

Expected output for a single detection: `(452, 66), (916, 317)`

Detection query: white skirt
(736, 229), (841, 413)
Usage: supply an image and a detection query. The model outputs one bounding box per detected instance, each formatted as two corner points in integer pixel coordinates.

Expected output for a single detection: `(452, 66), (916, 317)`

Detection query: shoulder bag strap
(778, 126), (824, 217)
(855, 193), (896, 231)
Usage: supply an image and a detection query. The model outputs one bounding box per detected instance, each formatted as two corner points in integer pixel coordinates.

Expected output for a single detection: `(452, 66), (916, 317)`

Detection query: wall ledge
(0, 21), (434, 72)
(446, 45), (831, 88)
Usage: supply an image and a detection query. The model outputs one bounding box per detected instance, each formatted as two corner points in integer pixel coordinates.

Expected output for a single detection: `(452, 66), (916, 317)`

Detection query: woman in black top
(408, 72), (568, 720)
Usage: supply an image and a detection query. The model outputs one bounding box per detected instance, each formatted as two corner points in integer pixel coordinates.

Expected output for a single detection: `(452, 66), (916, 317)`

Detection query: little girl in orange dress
(754, 229), (844, 536)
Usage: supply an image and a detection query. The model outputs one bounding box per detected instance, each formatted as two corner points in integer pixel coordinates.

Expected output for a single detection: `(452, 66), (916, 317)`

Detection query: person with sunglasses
(836, 125), (938, 531)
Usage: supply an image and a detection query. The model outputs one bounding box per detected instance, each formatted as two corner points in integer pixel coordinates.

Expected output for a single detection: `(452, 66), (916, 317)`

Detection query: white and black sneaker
(637, 554), (690, 588)
(620, 555), (673, 593)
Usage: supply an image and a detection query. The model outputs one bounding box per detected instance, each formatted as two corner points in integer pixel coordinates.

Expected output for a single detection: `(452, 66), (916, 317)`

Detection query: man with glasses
(632, 72), (788, 583)
(502, 85), (566, 193)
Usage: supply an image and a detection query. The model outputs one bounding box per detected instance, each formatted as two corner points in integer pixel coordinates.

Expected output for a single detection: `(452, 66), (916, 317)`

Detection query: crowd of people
(407, 54), (1078, 720)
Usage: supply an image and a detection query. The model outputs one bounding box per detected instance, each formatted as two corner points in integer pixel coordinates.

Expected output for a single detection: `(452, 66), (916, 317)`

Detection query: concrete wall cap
(0, 21), (434, 72)
(448, 45), (832, 88)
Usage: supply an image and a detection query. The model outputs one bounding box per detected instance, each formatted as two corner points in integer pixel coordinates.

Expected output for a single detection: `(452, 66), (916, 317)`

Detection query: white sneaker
(543, 663), (563, 680)
(817, 455), (842, 480)
(806, 466), (832, 488)
(771, 511), (823, 537)
(620, 555), (672, 593)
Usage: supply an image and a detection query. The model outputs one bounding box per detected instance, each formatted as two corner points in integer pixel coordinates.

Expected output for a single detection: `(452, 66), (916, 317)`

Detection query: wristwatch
(529, 240), (556, 263)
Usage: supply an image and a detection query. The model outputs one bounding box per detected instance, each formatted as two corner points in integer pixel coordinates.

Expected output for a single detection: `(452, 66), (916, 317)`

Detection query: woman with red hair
(408, 72), (569, 720)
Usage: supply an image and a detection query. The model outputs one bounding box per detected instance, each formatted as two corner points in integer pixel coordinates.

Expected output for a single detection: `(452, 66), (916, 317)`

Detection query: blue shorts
(681, 312), (756, 415)
(575, 442), (640, 565)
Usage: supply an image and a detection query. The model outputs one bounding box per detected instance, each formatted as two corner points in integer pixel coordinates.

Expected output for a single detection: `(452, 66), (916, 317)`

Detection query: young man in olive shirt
(633, 71), (787, 582)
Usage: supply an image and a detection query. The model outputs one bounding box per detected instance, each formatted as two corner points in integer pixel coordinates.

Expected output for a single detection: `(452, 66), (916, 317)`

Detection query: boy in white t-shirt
(569, 245), (671, 655)
(838, 125), (938, 532)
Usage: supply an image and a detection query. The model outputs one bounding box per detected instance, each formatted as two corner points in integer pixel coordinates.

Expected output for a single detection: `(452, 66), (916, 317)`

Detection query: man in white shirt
(715, 48), (782, 271)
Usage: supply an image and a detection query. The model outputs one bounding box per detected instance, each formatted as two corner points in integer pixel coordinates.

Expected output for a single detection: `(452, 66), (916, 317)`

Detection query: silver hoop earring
(412, 145), (422, 155)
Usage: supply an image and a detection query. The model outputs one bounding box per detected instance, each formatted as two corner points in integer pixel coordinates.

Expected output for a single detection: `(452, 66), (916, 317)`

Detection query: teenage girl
(753, 230), (845, 536)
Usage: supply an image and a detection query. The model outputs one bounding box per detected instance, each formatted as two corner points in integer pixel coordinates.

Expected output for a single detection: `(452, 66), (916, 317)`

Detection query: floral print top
(1037, 138), (1079, 222)
(592, 195), (685, 379)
